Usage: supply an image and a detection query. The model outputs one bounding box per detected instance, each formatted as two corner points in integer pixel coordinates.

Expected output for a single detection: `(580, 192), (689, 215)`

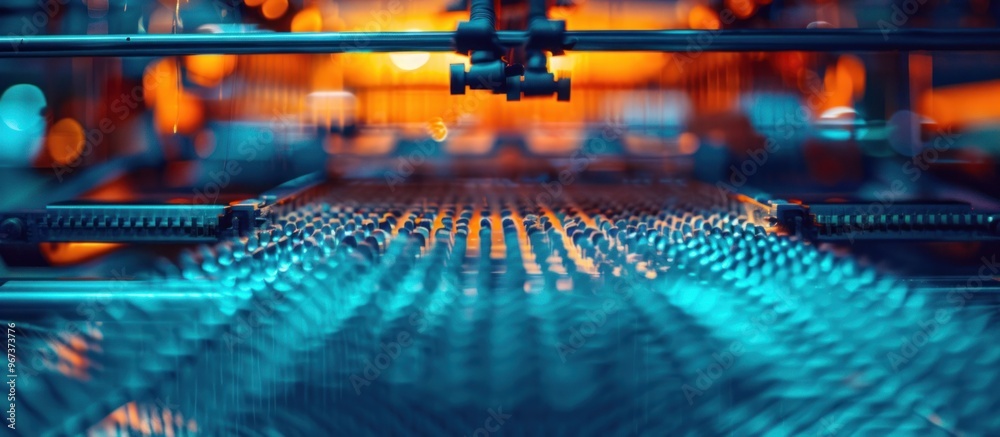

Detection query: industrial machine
(1, 0), (999, 435)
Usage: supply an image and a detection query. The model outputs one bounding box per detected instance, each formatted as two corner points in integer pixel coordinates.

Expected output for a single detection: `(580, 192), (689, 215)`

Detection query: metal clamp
(506, 15), (571, 101)
(526, 19), (568, 55)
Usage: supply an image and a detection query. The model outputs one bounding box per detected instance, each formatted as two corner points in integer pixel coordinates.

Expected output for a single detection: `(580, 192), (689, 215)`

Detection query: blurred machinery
(1, 0), (1000, 436)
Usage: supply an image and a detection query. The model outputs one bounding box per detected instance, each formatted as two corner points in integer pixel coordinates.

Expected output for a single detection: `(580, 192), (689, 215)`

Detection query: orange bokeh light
(145, 58), (204, 134)
(292, 8), (323, 32)
(143, 58), (175, 107)
(688, 5), (721, 30)
(46, 118), (85, 165)
(81, 177), (136, 201)
(261, 0), (288, 20)
(185, 54), (237, 87)
(155, 89), (204, 135)
(678, 132), (700, 154)
(726, 0), (757, 19)
(41, 242), (122, 265)
(821, 55), (866, 110)
(921, 80), (1000, 127)
(98, 402), (199, 437)
(838, 55), (866, 99)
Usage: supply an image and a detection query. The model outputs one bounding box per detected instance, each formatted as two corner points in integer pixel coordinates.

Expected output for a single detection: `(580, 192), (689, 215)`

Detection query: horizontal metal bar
(0, 29), (998, 58)
(564, 29), (1000, 52)
(0, 31), (457, 57)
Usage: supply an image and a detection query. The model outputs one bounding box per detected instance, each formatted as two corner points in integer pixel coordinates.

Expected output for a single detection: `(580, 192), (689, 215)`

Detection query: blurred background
(0, 0), (997, 203)
(1, 1), (1000, 436)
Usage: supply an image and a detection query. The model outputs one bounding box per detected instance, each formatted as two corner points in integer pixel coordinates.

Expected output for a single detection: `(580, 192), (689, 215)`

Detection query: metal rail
(0, 29), (998, 57)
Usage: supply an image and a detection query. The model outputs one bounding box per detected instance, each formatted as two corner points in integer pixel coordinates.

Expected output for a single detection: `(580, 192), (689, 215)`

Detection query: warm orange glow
(726, 0), (757, 19)
(41, 242), (122, 265)
(155, 88), (204, 135)
(823, 64), (852, 109)
(143, 58), (176, 107)
(96, 402), (198, 437)
(446, 130), (494, 154)
(177, 1), (774, 153)
(81, 177), (136, 202)
(185, 54), (237, 87)
(348, 131), (396, 155)
(526, 130), (583, 154)
(558, 2), (674, 30)
(307, 91), (357, 130)
(48, 338), (90, 380)
(261, 0), (288, 20)
(920, 80), (1000, 127)
(428, 117), (448, 142)
(817, 55), (867, 112)
(291, 8), (323, 32)
(542, 53), (575, 82)
(68, 335), (87, 351)
(688, 5), (721, 30)
(389, 52), (431, 71)
(310, 57), (344, 90)
(838, 55), (866, 99)
(227, 54), (317, 118)
(678, 132), (700, 154)
(46, 118), (85, 165)
(29, 329), (99, 383)
(127, 403), (142, 434)
(820, 106), (858, 120)
(774, 51), (806, 85)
